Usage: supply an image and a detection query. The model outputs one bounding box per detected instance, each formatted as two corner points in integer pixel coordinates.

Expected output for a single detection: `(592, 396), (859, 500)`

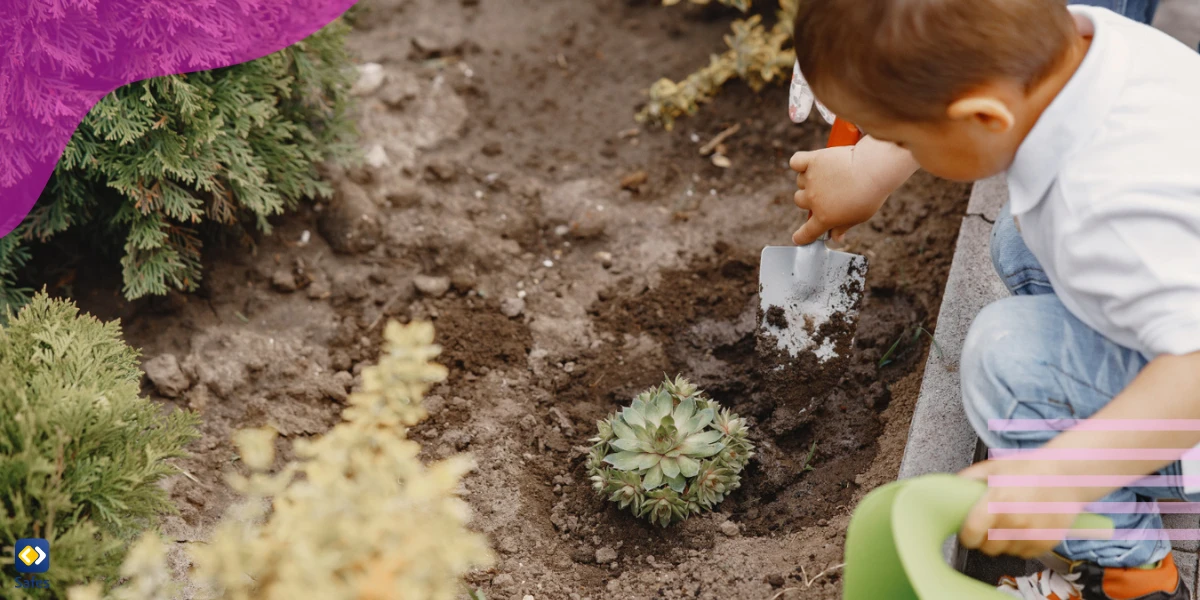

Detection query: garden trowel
(759, 113), (867, 363)
(759, 230), (866, 362)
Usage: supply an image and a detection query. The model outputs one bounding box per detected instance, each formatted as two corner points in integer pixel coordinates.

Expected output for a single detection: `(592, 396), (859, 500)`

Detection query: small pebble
(595, 547), (618, 564)
(413, 275), (451, 297)
(351, 63), (385, 96)
(543, 259), (554, 268)
(767, 574), (786, 588)
(500, 297), (525, 318)
(619, 170), (648, 191)
(271, 269), (298, 292)
(554, 225), (570, 236)
(517, 290), (527, 299)
(491, 573), (514, 588)
(719, 520), (740, 537)
(594, 251), (614, 269)
(364, 144), (389, 168)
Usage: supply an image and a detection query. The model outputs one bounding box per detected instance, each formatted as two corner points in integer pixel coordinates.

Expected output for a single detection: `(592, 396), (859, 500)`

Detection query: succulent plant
(588, 375), (754, 526)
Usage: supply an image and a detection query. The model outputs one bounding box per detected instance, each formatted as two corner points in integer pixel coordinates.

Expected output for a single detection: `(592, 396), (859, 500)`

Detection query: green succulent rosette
(588, 376), (754, 526)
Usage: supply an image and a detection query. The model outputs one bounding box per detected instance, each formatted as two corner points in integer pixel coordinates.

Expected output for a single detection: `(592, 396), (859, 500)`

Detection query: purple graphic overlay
(0, 0), (357, 238)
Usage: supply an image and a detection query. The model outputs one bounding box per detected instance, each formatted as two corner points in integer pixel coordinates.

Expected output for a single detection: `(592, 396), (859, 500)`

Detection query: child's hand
(789, 137), (920, 245)
(957, 460), (1091, 559)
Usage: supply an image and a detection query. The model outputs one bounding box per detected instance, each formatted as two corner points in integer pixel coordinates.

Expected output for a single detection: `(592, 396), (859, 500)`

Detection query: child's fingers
(795, 172), (808, 190)
(1012, 540), (1057, 560)
(958, 460), (997, 482)
(793, 189), (812, 211)
(831, 226), (850, 243)
(958, 498), (990, 551)
(792, 216), (827, 246)
(790, 151), (814, 173)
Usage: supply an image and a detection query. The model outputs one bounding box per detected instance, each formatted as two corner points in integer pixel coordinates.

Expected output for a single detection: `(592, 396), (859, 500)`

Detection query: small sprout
(587, 375), (754, 526)
(801, 440), (818, 473)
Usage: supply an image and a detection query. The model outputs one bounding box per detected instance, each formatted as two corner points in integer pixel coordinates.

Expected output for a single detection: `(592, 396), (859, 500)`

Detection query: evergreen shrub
(0, 18), (355, 310)
(0, 293), (199, 598)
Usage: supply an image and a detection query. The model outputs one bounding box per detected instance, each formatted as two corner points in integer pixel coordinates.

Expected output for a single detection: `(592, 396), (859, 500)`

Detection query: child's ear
(946, 95), (1015, 133)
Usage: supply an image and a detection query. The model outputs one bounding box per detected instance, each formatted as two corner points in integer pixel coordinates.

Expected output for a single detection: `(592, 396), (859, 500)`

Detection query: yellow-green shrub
(72, 321), (492, 600)
(0, 293), (198, 599)
(640, 0), (798, 129)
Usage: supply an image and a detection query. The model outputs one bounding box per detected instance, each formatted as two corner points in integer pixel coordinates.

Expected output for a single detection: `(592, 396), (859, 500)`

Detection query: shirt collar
(1006, 6), (1131, 215)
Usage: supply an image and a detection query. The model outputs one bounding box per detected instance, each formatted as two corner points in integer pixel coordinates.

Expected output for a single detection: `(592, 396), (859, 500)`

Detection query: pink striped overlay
(982, 419), (1200, 541)
(990, 529), (1200, 542)
(990, 448), (1199, 461)
(990, 419), (1200, 431)
(991, 502), (1200, 514)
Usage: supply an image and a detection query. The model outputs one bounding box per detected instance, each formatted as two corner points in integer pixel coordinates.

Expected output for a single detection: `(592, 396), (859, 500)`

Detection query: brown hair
(793, 0), (1077, 122)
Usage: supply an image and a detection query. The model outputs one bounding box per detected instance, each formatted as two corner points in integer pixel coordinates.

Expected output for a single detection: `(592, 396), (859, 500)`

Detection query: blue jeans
(1072, 0), (1160, 23)
(960, 203), (1199, 567)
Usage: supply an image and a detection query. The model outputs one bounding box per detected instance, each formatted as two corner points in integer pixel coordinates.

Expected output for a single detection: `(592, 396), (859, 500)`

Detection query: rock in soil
(142, 354), (190, 398)
(619, 169), (648, 191)
(414, 275), (452, 297)
(317, 180), (381, 255)
(364, 144), (389, 168)
(719, 520), (741, 537)
(271, 269), (298, 292)
(351, 62), (385, 96)
(500, 296), (525, 318)
(425, 159), (458, 182)
(595, 546), (618, 564)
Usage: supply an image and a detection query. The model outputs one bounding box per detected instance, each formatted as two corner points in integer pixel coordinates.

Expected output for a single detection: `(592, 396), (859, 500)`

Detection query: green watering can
(843, 474), (1114, 600)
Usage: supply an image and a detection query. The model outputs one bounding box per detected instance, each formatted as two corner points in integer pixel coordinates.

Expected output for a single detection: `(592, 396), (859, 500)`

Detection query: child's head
(793, 0), (1081, 181)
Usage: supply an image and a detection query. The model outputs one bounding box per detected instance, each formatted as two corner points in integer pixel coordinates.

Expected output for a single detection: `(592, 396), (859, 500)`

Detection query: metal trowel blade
(758, 243), (867, 362)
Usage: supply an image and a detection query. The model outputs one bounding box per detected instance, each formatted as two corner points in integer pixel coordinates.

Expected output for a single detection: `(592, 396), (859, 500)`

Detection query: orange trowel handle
(827, 117), (863, 148)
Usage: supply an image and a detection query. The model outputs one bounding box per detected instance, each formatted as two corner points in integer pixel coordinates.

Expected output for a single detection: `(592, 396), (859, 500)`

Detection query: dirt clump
(765, 305), (788, 328)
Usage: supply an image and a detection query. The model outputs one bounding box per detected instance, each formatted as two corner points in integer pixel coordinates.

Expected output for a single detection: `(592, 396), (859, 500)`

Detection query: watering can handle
(843, 474), (1116, 600)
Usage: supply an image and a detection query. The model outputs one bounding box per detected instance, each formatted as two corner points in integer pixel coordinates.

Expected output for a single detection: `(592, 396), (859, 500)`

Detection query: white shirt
(1007, 5), (1200, 361)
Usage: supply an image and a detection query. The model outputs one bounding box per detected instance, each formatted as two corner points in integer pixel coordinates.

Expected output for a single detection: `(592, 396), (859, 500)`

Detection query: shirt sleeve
(1056, 184), (1200, 358)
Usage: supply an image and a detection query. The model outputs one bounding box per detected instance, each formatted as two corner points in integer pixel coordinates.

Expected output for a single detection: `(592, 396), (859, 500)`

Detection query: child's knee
(960, 298), (1058, 448)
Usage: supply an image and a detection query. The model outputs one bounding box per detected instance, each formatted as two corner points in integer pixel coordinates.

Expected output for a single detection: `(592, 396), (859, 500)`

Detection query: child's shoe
(996, 552), (1190, 600)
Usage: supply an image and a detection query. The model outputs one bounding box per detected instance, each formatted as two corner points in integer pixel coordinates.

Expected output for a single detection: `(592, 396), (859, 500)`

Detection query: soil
(46, 0), (971, 597)
(765, 306), (788, 329)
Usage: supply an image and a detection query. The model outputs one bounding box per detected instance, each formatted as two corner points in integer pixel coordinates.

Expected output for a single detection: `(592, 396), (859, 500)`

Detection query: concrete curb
(896, 175), (1007, 569)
